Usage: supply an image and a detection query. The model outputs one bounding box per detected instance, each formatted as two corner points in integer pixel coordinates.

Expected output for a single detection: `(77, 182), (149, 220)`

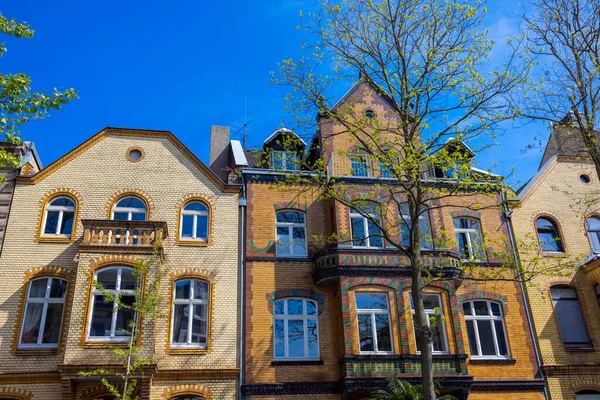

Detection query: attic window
(272, 151), (298, 171)
(365, 109), (375, 119)
(580, 174), (591, 184)
(126, 147), (144, 163)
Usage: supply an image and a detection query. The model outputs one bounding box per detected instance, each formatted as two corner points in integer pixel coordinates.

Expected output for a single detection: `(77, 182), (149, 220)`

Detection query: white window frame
(271, 151), (298, 171)
(275, 211), (307, 257)
(400, 205), (433, 250)
(350, 209), (384, 249)
(111, 197), (147, 221)
(356, 293), (394, 355)
(179, 202), (209, 241)
(587, 217), (600, 253)
(171, 279), (210, 348)
(273, 298), (320, 360)
(19, 277), (67, 349)
(41, 197), (76, 237)
(87, 267), (137, 342)
(463, 300), (511, 359)
(411, 294), (449, 355)
(454, 218), (484, 261)
(350, 154), (372, 177)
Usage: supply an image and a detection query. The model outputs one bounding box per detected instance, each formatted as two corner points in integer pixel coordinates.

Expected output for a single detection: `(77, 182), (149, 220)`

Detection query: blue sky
(2, 0), (548, 188)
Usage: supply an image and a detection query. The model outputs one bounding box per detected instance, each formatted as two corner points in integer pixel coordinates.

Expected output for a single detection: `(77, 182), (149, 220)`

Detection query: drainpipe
(238, 173), (247, 400)
(501, 190), (549, 400)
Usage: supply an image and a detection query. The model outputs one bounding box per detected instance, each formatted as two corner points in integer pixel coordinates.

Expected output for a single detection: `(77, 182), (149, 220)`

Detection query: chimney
(209, 126), (230, 167)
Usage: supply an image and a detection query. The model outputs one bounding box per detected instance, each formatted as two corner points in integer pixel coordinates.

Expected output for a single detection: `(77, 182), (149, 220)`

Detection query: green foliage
(78, 244), (165, 400)
(0, 13), (77, 175)
(369, 378), (457, 400)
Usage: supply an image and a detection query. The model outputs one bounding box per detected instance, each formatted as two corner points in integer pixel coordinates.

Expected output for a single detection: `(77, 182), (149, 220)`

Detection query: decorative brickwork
(272, 201), (308, 211)
(267, 289), (326, 315)
(0, 387), (33, 399)
(126, 146), (145, 163)
(161, 384), (211, 399)
(34, 188), (83, 243)
(459, 291), (508, 316)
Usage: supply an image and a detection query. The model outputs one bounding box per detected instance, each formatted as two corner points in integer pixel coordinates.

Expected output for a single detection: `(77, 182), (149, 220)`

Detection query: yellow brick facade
(0, 129), (240, 399)
(511, 157), (600, 400)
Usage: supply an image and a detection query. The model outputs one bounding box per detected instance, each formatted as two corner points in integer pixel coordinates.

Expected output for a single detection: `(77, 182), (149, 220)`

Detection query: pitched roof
(263, 128), (307, 146)
(16, 127), (240, 193)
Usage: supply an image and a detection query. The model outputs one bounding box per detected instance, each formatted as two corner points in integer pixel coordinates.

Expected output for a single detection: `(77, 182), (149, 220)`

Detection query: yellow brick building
(510, 121), (600, 400)
(229, 81), (545, 399)
(0, 128), (241, 399)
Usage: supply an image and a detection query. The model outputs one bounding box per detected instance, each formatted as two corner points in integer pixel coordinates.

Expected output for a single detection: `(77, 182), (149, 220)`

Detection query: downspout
(238, 173), (247, 400)
(501, 190), (549, 400)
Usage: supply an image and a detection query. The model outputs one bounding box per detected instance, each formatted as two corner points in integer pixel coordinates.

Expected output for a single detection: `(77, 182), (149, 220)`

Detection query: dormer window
(272, 151), (298, 171)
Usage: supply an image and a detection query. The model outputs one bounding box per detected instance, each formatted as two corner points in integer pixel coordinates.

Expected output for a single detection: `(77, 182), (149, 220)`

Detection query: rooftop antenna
(232, 97), (252, 150)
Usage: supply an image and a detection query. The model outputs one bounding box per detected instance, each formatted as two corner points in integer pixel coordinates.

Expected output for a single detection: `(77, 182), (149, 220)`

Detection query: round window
(580, 174), (591, 183)
(365, 109), (375, 119)
(127, 148), (144, 162)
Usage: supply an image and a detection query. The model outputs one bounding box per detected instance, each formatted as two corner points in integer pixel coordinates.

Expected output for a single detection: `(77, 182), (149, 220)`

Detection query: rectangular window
(463, 300), (510, 358)
(351, 155), (371, 177)
(399, 204), (433, 250)
(350, 205), (384, 248)
(273, 298), (319, 359)
(551, 286), (590, 344)
(356, 293), (393, 354)
(272, 151), (298, 171)
(411, 294), (448, 354)
(453, 218), (485, 260)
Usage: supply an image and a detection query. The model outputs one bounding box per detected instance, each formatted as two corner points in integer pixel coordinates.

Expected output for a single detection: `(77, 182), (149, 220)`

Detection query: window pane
(356, 293), (388, 310)
(415, 320), (423, 352)
(420, 215), (434, 250)
(276, 211), (305, 223)
(536, 218), (556, 230)
(367, 220), (383, 247)
(466, 320), (479, 356)
(431, 315), (446, 352)
(286, 153), (297, 171)
(113, 212), (129, 221)
(191, 304), (207, 345)
(307, 319), (318, 357)
(590, 231), (600, 252)
(42, 304), (64, 344)
(59, 212), (74, 235)
(276, 227), (290, 255)
(272, 152), (284, 170)
(131, 212), (146, 221)
(375, 314), (392, 352)
(473, 301), (489, 316)
(358, 314), (374, 352)
(351, 217), (366, 246)
(292, 227), (307, 256)
(553, 298), (590, 343)
(90, 295), (113, 336)
(423, 295), (441, 310)
(477, 320), (496, 355)
(288, 320), (305, 358)
(115, 295), (135, 336)
(494, 320), (508, 355)
(463, 302), (473, 316)
(116, 198), (146, 209)
(457, 232), (470, 259)
(193, 280), (209, 300)
(181, 215), (194, 238)
(288, 299), (303, 315)
(184, 202), (207, 212)
(29, 279), (48, 298)
(50, 198), (75, 207)
(44, 211), (60, 234)
(97, 269), (118, 290)
(469, 231), (485, 259)
(306, 301), (317, 315)
(49, 279), (67, 298)
(491, 302), (501, 316)
(551, 286), (577, 299)
(175, 280), (191, 299)
(274, 319), (285, 357)
(172, 304), (189, 343)
(196, 215), (208, 239)
(21, 303), (44, 344)
(120, 269), (136, 291)
(274, 300), (284, 315)
(539, 232), (561, 251)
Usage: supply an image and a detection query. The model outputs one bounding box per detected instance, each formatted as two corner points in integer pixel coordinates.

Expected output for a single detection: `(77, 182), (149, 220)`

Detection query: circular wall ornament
(126, 147), (145, 163)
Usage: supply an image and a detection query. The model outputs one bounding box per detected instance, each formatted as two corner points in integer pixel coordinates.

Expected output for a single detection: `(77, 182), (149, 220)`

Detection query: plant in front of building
(78, 244), (165, 400)
(0, 13), (77, 179)
(370, 378), (457, 400)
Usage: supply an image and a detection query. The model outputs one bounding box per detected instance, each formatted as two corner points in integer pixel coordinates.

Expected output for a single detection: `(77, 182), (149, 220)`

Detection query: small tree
(370, 378), (457, 400)
(517, 0), (600, 179)
(268, 1), (565, 399)
(0, 14), (77, 175)
(79, 244), (165, 400)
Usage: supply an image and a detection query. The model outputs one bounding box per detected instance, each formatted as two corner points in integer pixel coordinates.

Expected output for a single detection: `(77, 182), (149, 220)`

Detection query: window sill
(564, 343), (594, 352)
(542, 251), (565, 258)
(37, 236), (72, 244)
(469, 358), (516, 365)
(271, 359), (323, 366)
(15, 348), (58, 356)
(177, 239), (211, 247)
(275, 256), (311, 262)
(168, 347), (209, 355)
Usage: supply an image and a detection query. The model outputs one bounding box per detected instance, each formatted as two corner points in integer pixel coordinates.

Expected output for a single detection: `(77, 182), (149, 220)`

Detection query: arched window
(356, 293), (392, 354)
(536, 217), (563, 252)
(577, 390), (600, 400)
(180, 202), (209, 241)
(453, 217), (484, 260)
(171, 279), (210, 348)
(19, 277), (67, 348)
(463, 300), (510, 359)
(88, 267), (138, 341)
(411, 294), (448, 354)
(170, 397), (204, 400)
(112, 197), (147, 221)
(42, 197), (76, 237)
(587, 217), (600, 253)
(273, 298), (319, 359)
(550, 286), (589, 344)
(276, 210), (307, 257)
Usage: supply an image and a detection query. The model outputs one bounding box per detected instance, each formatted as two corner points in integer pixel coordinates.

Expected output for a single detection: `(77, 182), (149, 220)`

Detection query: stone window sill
(15, 348), (58, 356)
(271, 360), (324, 366)
(469, 358), (516, 365)
(564, 343), (594, 353)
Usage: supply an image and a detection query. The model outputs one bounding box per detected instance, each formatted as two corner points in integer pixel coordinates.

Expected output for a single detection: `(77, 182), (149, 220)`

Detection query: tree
(78, 245), (165, 400)
(517, 0), (600, 179)
(0, 13), (76, 174)
(270, 0), (542, 399)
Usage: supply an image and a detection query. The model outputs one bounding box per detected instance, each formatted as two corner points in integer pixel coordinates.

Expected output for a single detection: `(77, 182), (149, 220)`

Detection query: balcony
(80, 219), (168, 254)
(327, 154), (390, 179)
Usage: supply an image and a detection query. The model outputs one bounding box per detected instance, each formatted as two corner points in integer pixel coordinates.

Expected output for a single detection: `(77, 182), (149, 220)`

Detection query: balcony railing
(80, 219), (168, 253)
(327, 154), (390, 179)
(342, 354), (468, 377)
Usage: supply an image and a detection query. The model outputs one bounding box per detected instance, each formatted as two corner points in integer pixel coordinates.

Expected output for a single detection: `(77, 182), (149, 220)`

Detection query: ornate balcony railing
(342, 354), (469, 377)
(80, 219), (168, 253)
